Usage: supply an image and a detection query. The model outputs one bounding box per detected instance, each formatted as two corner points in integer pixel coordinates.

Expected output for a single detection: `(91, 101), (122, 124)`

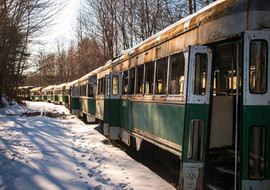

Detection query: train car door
(242, 31), (270, 189)
(110, 72), (122, 139)
(106, 72), (122, 140)
(182, 46), (212, 190)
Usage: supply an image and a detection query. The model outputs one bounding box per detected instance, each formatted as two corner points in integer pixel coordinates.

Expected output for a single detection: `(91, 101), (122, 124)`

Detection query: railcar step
(206, 183), (226, 190)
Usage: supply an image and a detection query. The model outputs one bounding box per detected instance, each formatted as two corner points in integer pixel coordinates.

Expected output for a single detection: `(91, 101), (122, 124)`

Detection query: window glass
(145, 62), (154, 95)
(122, 71), (128, 95)
(249, 126), (266, 179)
(155, 58), (168, 94)
(188, 120), (204, 161)
(112, 75), (119, 95)
(88, 84), (93, 97)
(80, 85), (86, 96)
(169, 53), (185, 94)
(98, 79), (101, 95)
(129, 68), (135, 95)
(107, 77), (110, 95)
(136, 65), (144, 94)
(250, 40), (267, 94)
(193, 53), (208, 95)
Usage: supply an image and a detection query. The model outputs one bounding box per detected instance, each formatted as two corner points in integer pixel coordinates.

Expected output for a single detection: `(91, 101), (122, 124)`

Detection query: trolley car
(30, 87), (43, 101)
(95, 0), (270, 189)
(53, 83), (68, 105)
(16, 86), (33, 100)
(25, 0), (270, 189)
(41, 85), (55, 102)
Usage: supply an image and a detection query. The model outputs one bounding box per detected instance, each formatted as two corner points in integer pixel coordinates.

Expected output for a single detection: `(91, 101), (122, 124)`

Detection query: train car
(95, 0), (270, 189)
(53, 83), (68, 105)
(41, 85), (54, 102)
(16, 86), (33, 100)
(65, 81), (75, 109)
(76, 68), (100, 122)
(30, 87), (43, 101)
(70, 79), (80, 115)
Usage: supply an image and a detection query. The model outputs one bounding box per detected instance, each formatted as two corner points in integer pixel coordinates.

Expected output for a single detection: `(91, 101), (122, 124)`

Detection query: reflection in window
(188, 120), (204, 161)
(156, 58), (168, 94)
(250, 40), (267, 94)
(129, 68), (135, 95)
(122, 71), (128, 95)
(107, 78), (110, 95)
(88, 84), (93, 97)
(136, 65), (144, 94)
(249, 127), (266, 179)
(193, 53), (208, 95)
(112, 76), (119, 95)
(98, 78), (105, 95)
(169, 53), (185, 94)
(80, 85), (86, 96)
(145, 62), (154, 95)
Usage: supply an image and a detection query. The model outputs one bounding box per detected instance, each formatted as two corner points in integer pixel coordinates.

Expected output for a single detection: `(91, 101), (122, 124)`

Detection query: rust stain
(246, 0), (251, 30)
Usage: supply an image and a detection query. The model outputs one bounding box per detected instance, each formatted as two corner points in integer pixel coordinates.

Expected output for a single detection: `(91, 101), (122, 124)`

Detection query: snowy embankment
(0, 97), (175, 190)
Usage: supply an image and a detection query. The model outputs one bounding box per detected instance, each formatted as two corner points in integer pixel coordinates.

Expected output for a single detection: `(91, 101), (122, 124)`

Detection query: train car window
(155, 58), (168, 94)
(188, 120), (204, 161)
(80, 85), (86, 96)
(122, 71), (128, 95)
(106, 77), (110, 95)
(193, 53), (208, 95)
(129, 68), (135, 95)
(98, 79), (101, 95)
(250, 40), (267, 94)
(112, 75), (119, 95)
(88, 84), (93, 97)
(249, 126), (266, 179)
(169, 53), (185, 94)
(136, 65), (144, 94)
(145, 62), (154, 95)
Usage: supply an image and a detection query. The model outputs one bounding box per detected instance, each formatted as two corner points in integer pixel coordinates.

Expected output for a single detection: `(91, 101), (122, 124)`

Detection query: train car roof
(76, 66), (102, 84)
(17, 86), (34, 90)
(30, 87), (42, 92)
(54, 82), (68, 90)
(42, 85), (56, 91)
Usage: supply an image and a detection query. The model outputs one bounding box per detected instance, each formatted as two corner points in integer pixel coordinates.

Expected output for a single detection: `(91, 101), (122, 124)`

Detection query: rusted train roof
(30, 87), (43, 92)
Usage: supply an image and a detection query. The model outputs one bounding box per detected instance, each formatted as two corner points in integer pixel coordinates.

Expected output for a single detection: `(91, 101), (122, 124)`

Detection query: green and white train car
(53, 83), (69, 105)
(17, 86), (33, 100)
(95, 0), (270, 189)
(41, 85), (55, 102)
(70, 79), (80, 115)
(30, 87), (43, 101)
(65, 81), (75, 109)
(76, 68), (100, 122)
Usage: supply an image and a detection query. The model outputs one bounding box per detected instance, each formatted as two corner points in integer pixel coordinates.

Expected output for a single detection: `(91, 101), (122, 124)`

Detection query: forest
(0, 0), (214, 104)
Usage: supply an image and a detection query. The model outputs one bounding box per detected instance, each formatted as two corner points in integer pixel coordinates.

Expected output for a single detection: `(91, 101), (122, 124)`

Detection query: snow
(0, 97), (175, 190)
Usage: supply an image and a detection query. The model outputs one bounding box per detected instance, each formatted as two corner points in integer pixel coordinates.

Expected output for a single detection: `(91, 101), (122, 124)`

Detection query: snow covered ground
(0, 97), (175, 190)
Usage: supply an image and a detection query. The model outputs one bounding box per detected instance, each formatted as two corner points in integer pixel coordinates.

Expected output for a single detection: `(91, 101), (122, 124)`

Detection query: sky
(31, 0), (81, 55)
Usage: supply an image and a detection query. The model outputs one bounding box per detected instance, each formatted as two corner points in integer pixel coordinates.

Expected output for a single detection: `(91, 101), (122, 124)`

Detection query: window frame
(155, 57), (169, 95)
(248, 126), (267, 180)
(249, 39), (268, 94)
(193, 53), (208, 96)
(128, 67), (135, 96)
(188, 119), (204, 161)
(135, 64), (145, 95)
(122, 70), (129, 95)
(168, 52), (186, 96)
(112, 75), (119, 95)
(144, 61), (155, 96)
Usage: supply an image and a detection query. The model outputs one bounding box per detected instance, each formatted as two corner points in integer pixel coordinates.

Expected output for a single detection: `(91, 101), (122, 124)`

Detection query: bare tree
(0, 0), (62, 104)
